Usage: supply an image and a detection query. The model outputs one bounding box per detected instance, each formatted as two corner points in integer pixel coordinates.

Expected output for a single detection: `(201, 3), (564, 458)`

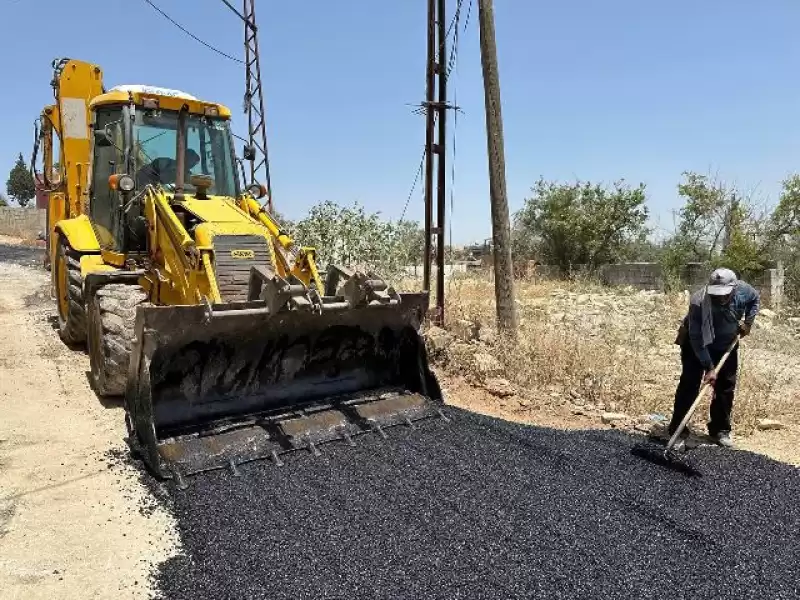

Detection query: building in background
(34, 169), (60, 209)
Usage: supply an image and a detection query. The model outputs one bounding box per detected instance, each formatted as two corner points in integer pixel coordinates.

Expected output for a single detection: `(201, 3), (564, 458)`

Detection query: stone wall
(522, 260), (785, 308)
(600, 263), (663, 290)
(0, 208), (47, 239)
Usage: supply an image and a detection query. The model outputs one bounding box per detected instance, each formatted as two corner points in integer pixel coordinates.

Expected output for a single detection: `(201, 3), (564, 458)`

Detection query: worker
(135, 149), (200, 189)
(669, 267), (760, 448)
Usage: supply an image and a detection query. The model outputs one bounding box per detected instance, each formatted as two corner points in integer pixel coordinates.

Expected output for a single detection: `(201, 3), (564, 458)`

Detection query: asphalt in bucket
(149, 408), (800, 599)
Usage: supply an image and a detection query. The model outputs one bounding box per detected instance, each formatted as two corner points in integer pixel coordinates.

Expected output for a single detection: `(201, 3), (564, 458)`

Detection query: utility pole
(423, 0), (436, 297)
(220, 0), (274, 211)
(422, 0), (450, 326)
(478, 0), (518, 334)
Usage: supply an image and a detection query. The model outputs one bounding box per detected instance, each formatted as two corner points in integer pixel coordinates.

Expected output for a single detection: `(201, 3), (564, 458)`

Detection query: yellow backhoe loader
(34, 58), (444, 485)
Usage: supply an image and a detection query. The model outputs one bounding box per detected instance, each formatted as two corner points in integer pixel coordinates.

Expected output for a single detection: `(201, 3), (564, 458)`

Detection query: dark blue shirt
(684, 282), (760, 369)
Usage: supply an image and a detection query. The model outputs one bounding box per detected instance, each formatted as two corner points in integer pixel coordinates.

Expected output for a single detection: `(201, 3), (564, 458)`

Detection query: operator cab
(87, 86), (239, 254)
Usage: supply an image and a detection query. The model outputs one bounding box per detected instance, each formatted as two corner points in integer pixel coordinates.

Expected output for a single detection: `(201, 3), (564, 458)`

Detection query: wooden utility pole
(478, 0), (518, 334)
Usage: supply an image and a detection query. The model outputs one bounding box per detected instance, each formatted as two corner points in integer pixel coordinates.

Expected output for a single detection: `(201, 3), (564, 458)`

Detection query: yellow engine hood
(179, 196), (252, 224)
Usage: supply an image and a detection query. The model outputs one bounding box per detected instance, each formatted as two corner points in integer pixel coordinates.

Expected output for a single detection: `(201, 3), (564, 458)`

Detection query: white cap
(707, 267), (737, 295)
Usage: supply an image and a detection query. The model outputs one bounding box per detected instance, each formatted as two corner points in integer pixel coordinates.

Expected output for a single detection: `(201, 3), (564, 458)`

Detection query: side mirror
(94, 129), (111, 147)
(242, 144), (256, 161)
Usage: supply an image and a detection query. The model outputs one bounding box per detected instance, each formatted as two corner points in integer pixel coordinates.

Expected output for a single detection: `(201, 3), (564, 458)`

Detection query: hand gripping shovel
(630, 336), (740, 477)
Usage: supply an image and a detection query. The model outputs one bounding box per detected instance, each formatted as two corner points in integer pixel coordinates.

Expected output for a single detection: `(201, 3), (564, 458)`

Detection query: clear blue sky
(2, 0), (800, 244)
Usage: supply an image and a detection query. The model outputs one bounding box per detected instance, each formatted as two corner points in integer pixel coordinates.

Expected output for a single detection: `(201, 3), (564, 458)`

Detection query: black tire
(87, 283), (149, 397)
(55, 236), (86, 345)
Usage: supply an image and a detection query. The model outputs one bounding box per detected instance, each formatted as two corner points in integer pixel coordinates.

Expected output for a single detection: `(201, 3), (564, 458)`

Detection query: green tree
(6, 153), (35, 207)
(395, 220), (425, 266)
(716, 198), (763, 278)
(766, 174), (800, 301)
(0, 193), (8, 208)
(666, 171), (774, 282)
(291, 200), (422, 279)
(673, 171), (730, 260)
(768, 174), (800, 243)
(513, 178), (649, 273)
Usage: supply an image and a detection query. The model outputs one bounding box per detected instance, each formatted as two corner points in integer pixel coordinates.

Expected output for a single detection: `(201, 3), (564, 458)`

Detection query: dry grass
(418, 273), (800, 436)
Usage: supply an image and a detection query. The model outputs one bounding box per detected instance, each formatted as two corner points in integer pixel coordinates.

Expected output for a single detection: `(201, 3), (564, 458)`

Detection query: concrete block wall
(520, 260), (785, 308)
(600, 263), (663, 290)
(752, 263), (785, 309)
(0, 208), (47, 239)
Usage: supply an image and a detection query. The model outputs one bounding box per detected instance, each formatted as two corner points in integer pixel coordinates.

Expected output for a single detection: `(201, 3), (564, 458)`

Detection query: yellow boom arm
(239, 196), (324, 290)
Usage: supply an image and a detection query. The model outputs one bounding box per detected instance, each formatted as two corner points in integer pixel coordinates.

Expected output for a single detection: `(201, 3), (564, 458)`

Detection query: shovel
(631, 335), (740, 476)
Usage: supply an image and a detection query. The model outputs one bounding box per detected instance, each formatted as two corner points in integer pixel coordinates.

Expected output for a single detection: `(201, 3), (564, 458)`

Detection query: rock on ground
(482, 377), (516, 398)
(756, 419), (786, 431)
(601, 412), (629, 424)
(473, 352), (504, 379)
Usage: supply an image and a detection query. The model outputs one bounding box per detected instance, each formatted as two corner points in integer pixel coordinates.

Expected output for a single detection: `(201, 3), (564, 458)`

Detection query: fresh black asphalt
(0, 243), (43, 267)
(147, 408), (800, 600)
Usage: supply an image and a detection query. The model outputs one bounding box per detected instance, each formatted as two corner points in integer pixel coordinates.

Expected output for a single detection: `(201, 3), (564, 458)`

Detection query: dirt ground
(0, 240), (796, 599)
(0, 254), (178, 599)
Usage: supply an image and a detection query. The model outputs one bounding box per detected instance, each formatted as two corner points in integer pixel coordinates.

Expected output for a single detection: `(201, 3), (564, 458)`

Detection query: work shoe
(712, 431), (735, 448)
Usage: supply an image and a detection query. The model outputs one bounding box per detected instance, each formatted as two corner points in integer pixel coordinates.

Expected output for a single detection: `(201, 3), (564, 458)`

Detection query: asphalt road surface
(150, 408), (800, 600)
(0, 243), (43, 267)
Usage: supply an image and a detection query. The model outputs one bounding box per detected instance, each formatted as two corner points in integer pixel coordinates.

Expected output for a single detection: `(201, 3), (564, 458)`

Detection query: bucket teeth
(340, 429), (356, 447)
(371, 421), (389, 440)
(307, 439), (321, 457)
(172, 466), (188, 490)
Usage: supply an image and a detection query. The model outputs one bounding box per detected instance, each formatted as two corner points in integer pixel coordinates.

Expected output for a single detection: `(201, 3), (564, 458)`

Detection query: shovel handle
(665, 335), (740, 452)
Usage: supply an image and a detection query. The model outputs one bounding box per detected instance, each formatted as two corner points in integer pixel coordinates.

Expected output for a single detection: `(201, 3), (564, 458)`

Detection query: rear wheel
(87, 283), (149, 397)
(54, 236), (86, 345)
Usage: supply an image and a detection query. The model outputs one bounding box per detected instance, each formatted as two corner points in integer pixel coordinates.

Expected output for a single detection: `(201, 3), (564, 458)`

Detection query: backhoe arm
(239, 196), (324, 290)
(143, 188), (216, 305)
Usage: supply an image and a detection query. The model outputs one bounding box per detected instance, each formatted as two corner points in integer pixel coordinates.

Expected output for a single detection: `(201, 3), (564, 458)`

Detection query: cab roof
(89, 84), (231, 118)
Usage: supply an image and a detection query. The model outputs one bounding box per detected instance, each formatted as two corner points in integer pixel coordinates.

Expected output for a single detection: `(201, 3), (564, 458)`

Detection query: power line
(448, 0), (471, 265)
(401, 0), (468, 224)
(141, 0), (244, 64)
(400, 145), (428, 223)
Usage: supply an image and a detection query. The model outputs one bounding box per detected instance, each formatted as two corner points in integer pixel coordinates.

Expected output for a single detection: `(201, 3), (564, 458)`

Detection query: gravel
(152, 408), (800, 599)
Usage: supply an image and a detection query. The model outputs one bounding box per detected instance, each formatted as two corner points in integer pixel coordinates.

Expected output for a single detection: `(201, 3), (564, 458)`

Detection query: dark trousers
(669, 341), (738, 436)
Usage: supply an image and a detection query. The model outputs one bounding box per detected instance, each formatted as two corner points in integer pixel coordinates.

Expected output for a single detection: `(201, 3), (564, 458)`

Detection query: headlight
(247, 183), (267, 199)
(118, 174), (135, 192)
(108, 173), (136, 192)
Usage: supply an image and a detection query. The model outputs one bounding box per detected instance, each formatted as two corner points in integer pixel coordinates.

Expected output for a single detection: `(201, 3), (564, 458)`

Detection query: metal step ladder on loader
(125, 265), (447, 489)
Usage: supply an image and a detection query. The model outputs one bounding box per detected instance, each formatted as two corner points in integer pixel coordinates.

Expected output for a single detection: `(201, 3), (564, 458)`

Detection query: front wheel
(87, 283), (149, 397)
(54, 236), (86, 345)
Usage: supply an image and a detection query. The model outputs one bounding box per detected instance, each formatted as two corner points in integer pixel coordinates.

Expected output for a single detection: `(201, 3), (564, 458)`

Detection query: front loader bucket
(124, 293), (445, 483)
